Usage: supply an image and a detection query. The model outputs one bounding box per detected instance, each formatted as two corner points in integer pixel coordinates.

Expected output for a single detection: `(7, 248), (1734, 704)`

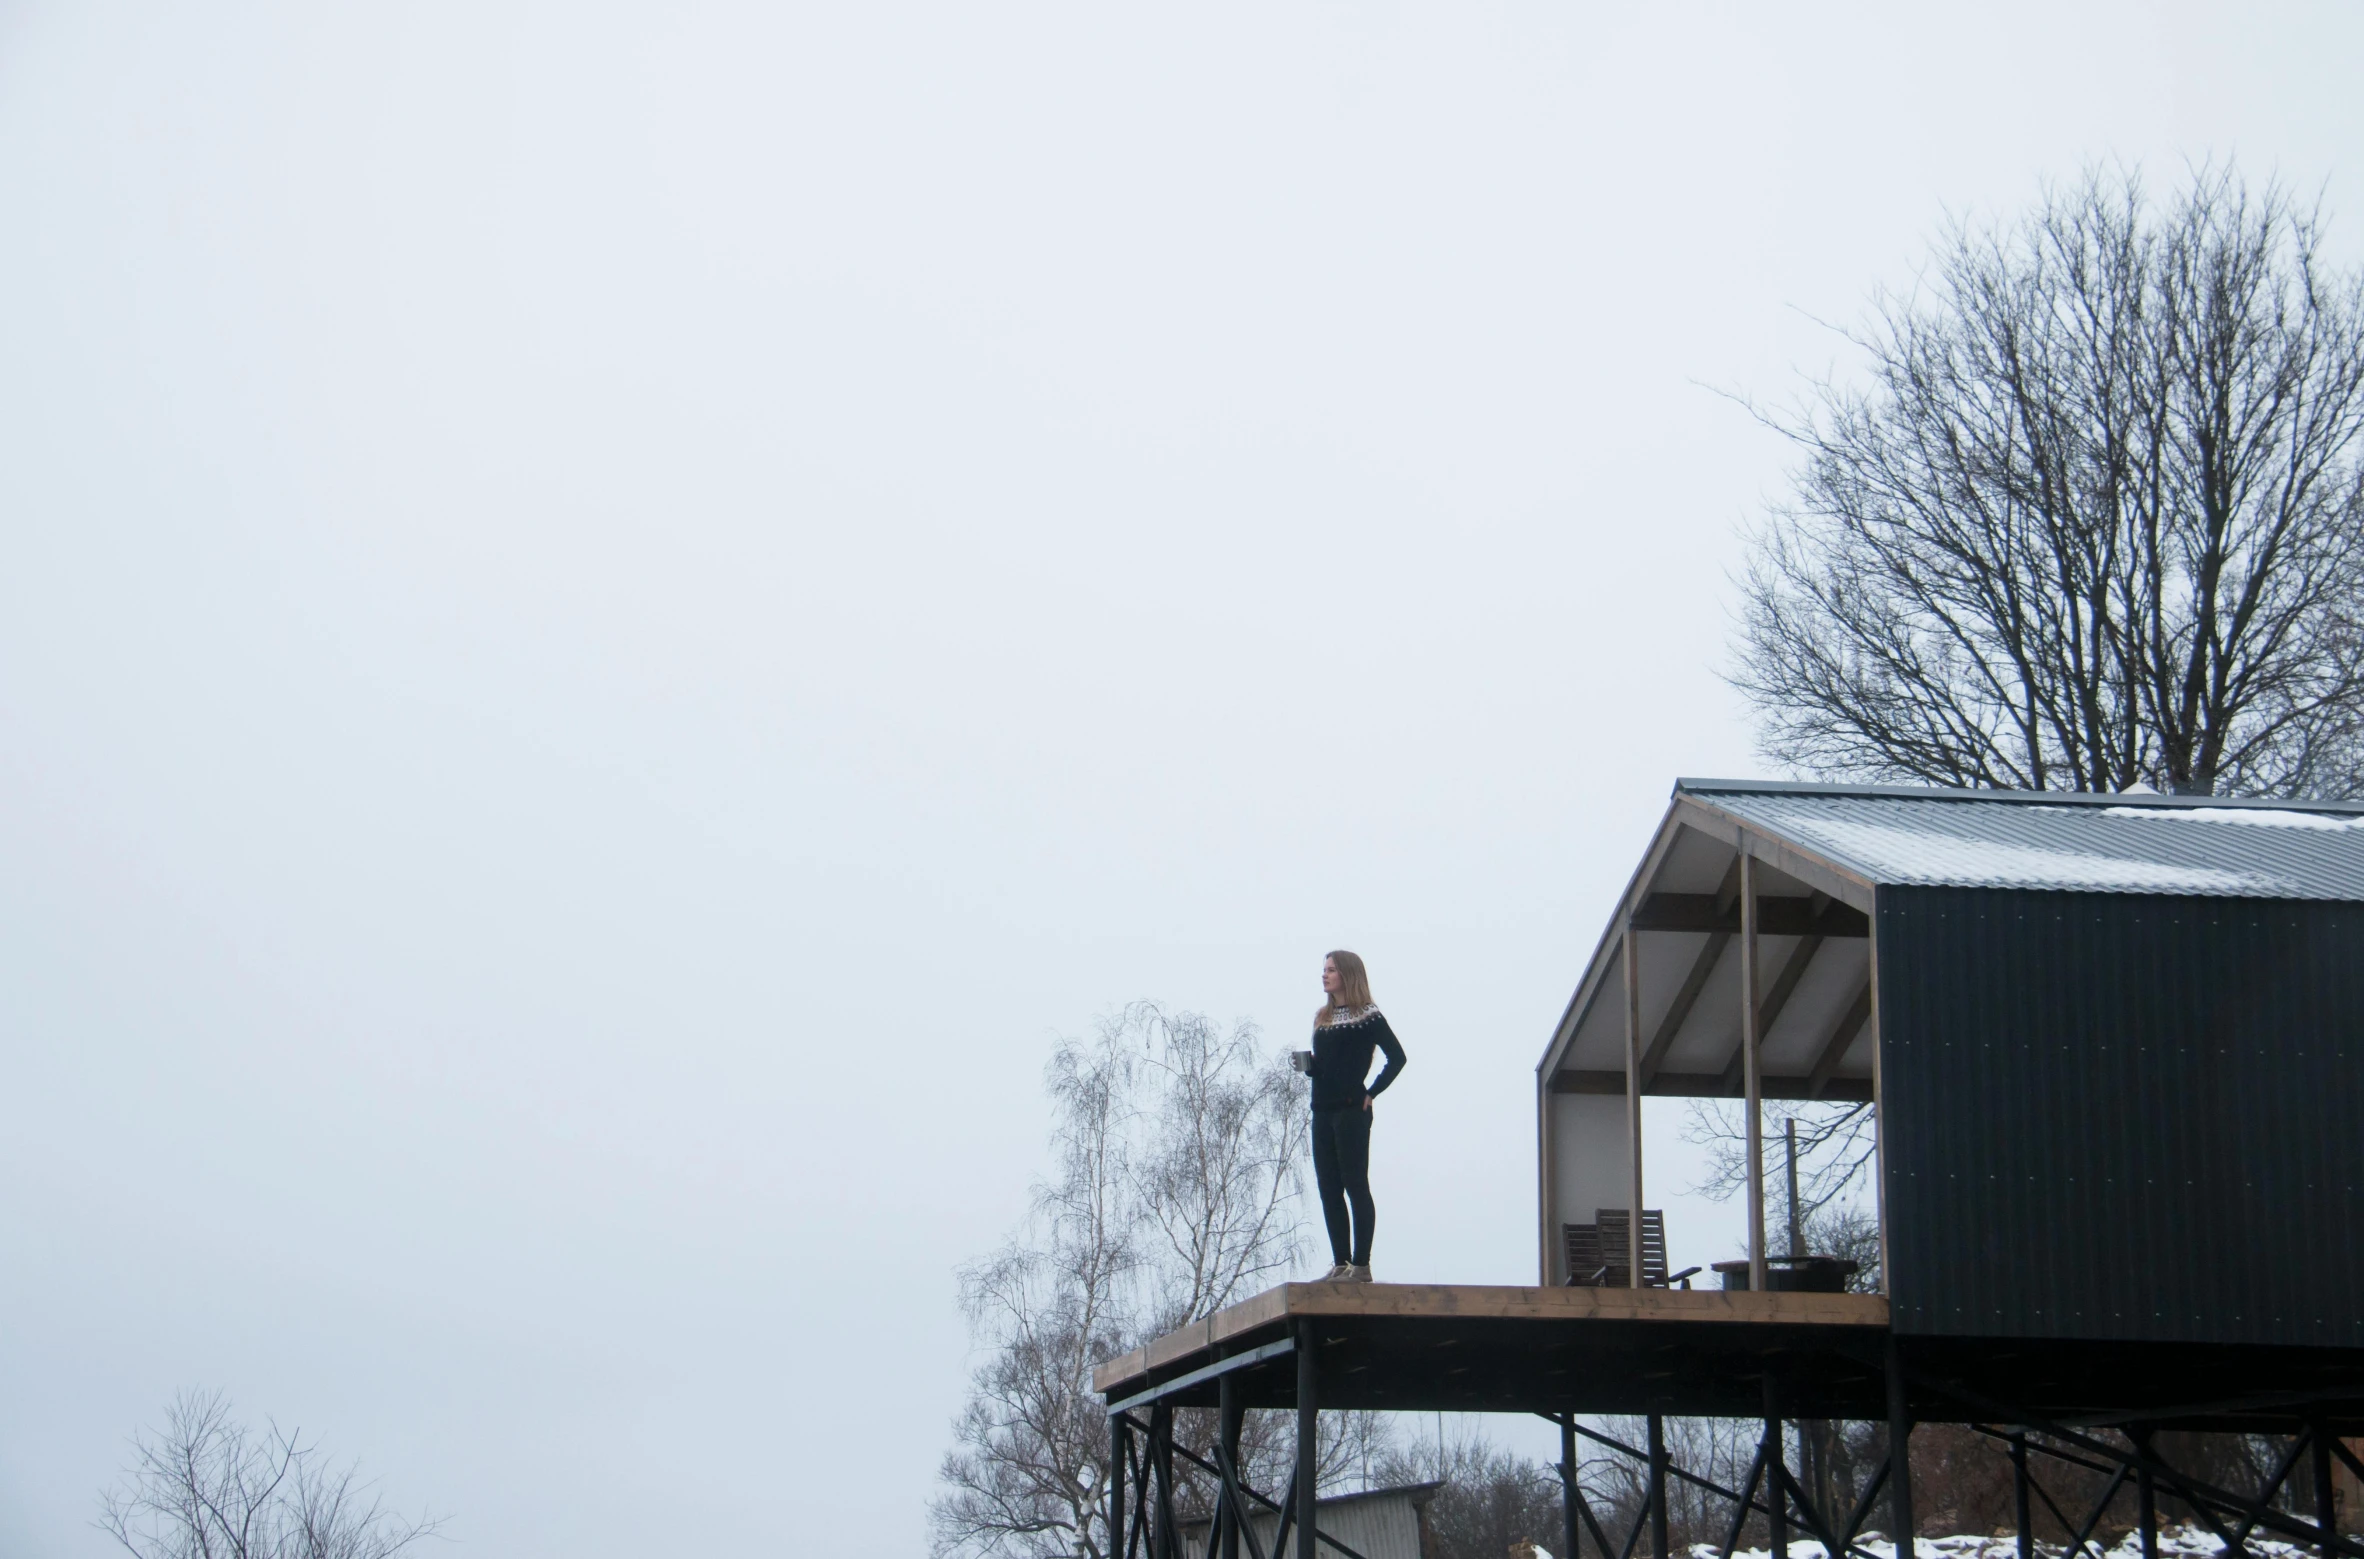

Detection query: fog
(1, 2), (2357, 1552)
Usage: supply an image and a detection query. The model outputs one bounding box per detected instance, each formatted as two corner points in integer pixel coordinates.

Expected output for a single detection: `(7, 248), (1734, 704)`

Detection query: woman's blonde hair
(1315, 949), (1374, 1025)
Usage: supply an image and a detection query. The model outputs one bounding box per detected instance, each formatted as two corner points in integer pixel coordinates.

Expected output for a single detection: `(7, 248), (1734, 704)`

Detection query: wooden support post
(1297, 1321), (1319, 1559)
(1886, 1334), (1915, 1559)
(1563, 1418), (1583, 1559)
(1649, 1413), (1671, 1559)
(1785, 1117), (1803, 1258)
(2012, 1432), (2032, 1559)
(1219, 1374), (1243, 1559)
(1742, 850), (1768, 1293)
(1623, 924), (1645, 1289)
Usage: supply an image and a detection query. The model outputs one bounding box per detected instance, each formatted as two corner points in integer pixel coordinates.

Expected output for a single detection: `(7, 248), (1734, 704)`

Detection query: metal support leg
(1110, 1415), (1130, 1559)
(2136, 1433), (2159, 1559)
(1804, 1418), (1828, 1537)
(2316, 1428), (2339, 1558)
(2012, 1432), (2032, 1559)
(1648, 1414), (1670, 1559)
(1765, 1378), (1788, 1559)
(1716, 1437), (1771, 1559)
(1885, 1335), (1915, 1559)
(1220, 1375), (1244, 1559)
(1153, 1401), (1177, 1559)
(1297, 1321), (1319, 1559)
(1563, 1418), (1583, 1559)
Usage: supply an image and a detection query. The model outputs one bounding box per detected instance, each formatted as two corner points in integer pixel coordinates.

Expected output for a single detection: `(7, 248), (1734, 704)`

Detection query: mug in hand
(1290, 1050), (1315, 1074)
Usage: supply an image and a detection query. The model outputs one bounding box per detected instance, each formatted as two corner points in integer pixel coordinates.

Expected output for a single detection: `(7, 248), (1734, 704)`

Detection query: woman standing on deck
(1303, 950), (1407, 1283)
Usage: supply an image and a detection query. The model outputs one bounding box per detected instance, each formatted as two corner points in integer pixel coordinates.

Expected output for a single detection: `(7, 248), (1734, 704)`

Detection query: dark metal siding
(1877, 886), (2364, 1347)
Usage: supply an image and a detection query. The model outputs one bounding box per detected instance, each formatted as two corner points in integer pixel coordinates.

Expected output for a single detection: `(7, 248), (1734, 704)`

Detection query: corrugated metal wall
(1877, 886), (2364, 1347)
(1180, 1488), (1429, 1559)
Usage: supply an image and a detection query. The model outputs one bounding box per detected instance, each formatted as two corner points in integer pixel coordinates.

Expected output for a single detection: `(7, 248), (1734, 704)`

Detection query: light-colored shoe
(1350, 1265), (1374, 1283)
(1318, 1263), (1353, 1281)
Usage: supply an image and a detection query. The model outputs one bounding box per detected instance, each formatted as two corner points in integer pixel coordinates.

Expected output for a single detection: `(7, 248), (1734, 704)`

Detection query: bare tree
(1580, 1416), (1768, 1555)
(98, 1390), (440, 1559)
(1735, 164), (2364, 797)
(1127, 1003), (1314, 1334)
(1376, 1425), (1564, 1559)
(1678, 1099), (1884, 1308)
(933, 1002), (1337, 1559)
(935, 1017), (1141, 1559)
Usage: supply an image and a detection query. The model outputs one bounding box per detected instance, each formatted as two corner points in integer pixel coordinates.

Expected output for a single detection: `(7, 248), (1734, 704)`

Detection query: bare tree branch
(1733, 163), (2364, 797)
(932, 1003), (1330, 1559)
(98, 1390), (440, 1559)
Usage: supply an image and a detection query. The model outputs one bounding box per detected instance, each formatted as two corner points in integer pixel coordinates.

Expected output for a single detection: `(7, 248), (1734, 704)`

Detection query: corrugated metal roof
(1679, 779), (2364, 901)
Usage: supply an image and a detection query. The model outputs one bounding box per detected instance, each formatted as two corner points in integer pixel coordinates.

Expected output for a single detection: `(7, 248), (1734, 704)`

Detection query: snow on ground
(1698, 1528), (2315, 1559)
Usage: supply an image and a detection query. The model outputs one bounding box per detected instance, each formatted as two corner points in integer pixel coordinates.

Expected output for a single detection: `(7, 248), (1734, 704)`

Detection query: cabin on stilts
(1099, 778), (2364, 1559)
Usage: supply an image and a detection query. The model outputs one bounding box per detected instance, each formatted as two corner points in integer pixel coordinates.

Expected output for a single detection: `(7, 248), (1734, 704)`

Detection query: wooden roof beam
(1552, 1069), (1872, 1101)
(1637, 857), (1742, 1089)
(1805, 984), (1873, 1099)
(1717, 895), (1837, 1094)
(1631, 894), (1867, 937)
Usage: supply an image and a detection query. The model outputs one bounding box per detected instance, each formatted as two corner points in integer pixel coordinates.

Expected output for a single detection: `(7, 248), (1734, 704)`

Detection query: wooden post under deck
(1742, 850), (1768, 1293)
(1622, 924), (1645, 1288)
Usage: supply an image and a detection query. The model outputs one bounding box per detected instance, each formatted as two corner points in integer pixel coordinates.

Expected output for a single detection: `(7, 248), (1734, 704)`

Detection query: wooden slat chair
(1563, 1221), (1607, 1286)
(1565, 1210), (1700, 1289)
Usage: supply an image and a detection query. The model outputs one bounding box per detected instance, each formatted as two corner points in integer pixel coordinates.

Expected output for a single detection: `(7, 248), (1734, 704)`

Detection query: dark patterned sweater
(1308, 1006), (1407, 1112)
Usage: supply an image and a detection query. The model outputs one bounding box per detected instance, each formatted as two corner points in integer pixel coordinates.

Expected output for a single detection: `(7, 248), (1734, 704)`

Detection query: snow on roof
(1679, 780), (2364, 901)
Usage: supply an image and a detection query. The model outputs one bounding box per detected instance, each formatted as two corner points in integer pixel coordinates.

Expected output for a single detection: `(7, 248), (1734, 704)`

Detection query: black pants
(1311, 1107), (1375, 1266)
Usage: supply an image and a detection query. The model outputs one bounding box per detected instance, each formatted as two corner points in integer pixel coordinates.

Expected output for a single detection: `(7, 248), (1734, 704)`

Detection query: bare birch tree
(98, 1390), (440, 1559)
(936, 1029), (1140, 1559)
(1735, 164), (2364, 797)
(933, 1002), (1361, 1559)
(1128, 1003), (1314, 1333)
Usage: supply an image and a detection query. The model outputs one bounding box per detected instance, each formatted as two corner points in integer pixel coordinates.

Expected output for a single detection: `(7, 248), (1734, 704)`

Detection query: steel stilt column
(1110, 1415), (1130, 1559)
(1153, 1401), (1177, 1559)
(2012, 1433), (2032, 1559)
(1296, 1321), (1319, 1559)
(1143, 1403), (1164, 1559)
(2316, 1428), (2338, 1559)
(2136, 1431), (2159, 1559)
(1563, 1418), (1583, 1559)
(1220, 1374), (1244, 1559)
(1764, 1378), (1788, 1559)
(1648, 1414), (1671, 1559)
(1885, 1334), (1915, 1559)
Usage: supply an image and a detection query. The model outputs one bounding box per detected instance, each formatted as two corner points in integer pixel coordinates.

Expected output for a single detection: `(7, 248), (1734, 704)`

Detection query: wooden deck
(1095, 1281), (1888, 1401)
(1096, 1280), (2364, 1425)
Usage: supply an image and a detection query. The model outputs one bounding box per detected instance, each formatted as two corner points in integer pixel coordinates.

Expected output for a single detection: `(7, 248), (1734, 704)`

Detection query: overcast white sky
(2, 2), (2359, 1553)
